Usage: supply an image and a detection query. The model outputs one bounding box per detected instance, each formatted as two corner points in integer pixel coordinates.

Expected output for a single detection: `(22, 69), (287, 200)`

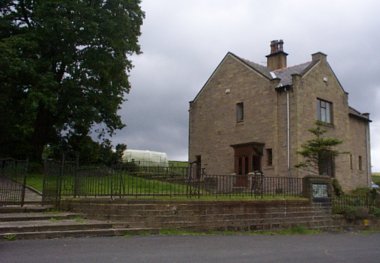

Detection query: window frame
(266, 148), (273, 166)
(236, 102), (244, 122)
(317, 98), (333, 124)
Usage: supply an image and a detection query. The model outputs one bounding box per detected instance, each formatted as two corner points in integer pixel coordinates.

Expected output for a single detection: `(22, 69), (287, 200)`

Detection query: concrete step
(0, 205), (54, 213)
(0, 227), (159, 240)
(0, 212), (82, 222)
(0, 219), (114, 234)
(0, 204), (161, 240)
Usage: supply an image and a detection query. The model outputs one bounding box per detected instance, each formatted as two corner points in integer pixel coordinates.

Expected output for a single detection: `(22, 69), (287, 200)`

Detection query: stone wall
(61, 199), (336, 231)
(189, 54), (278, 176)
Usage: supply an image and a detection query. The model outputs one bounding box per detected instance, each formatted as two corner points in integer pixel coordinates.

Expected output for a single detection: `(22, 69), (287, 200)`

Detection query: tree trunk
(30, 105), (56, 162)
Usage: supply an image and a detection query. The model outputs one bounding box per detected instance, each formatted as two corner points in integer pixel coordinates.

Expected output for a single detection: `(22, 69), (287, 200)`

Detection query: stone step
(0, 212), (82, 222)
(0, 219), (113, 234)
(0, 227), (159, 240)
(0, 205), (54, 213)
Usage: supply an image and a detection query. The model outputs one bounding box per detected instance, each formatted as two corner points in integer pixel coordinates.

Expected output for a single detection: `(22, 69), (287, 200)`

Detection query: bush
(28, 162), (43, 173)
(350, 187), (371, 196)
(342, 206), (369, 221)
(332, 179), (343, 197)
(373, 207), (380, 218)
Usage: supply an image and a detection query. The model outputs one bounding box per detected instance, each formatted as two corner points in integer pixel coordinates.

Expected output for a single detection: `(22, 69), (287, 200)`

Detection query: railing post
(302, 175), (332, 202)
(20, 159), (28, 207)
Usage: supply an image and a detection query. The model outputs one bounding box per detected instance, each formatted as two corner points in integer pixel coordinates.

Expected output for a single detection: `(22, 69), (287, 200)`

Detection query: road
(1, 232), (380, 263)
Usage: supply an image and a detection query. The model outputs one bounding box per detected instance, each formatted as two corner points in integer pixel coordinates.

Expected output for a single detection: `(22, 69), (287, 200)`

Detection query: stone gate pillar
(303, 176), (332, 202)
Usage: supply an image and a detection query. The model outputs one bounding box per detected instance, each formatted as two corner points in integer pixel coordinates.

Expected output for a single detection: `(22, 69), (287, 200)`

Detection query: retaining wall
(61, 199), (337, 231)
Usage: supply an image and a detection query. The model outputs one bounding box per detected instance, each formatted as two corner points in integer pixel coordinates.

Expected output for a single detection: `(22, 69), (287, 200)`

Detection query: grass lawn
(26, 173), (44, 192)
(168, 160), (189, 167)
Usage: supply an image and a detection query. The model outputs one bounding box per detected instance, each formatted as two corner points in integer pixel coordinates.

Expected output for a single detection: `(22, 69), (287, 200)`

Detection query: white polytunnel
(122, 149), (169, 167)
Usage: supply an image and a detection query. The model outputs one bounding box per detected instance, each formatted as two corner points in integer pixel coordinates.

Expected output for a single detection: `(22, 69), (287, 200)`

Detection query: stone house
(188, 40), (371, 191)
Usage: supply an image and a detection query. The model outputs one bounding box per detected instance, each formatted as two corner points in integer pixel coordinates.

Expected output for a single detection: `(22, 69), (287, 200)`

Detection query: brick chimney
(266, 40), (288, 71)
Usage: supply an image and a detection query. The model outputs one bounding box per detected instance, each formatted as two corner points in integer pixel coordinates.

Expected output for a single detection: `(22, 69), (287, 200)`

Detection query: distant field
(372, 173), (380, 184)
(169, 161), (188, 167)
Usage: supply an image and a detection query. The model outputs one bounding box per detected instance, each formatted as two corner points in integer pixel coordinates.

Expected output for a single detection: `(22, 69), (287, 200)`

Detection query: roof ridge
(273, 61), (311, 73)
(230, 53), (272, 79)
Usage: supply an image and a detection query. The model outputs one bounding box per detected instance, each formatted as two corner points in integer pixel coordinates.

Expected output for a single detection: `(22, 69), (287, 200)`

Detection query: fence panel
(0, 158), (28, 206)
(332, 194), (376, 214)
(41, 162), (304, 200)
(200, 175), (303, 198)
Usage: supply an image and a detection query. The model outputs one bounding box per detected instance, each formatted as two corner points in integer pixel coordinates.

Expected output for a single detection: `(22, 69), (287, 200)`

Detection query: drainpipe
(286, 87), (290, 176)
(364, 114), (371, 186)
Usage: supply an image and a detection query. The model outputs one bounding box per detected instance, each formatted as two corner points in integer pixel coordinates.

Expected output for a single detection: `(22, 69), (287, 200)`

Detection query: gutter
(275, 82), (291, 176)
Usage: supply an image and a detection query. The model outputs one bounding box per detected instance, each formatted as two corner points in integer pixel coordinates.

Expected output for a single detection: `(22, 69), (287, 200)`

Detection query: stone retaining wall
(61, 199), (337, 231)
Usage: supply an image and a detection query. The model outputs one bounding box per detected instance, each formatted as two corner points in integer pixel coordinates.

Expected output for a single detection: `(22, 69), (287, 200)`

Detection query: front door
(235, 155), (250, 186)
(232, 143), (263, 187)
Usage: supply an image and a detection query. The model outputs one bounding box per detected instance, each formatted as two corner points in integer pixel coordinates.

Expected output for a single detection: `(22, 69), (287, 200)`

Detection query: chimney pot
(266, 40), (288, 71)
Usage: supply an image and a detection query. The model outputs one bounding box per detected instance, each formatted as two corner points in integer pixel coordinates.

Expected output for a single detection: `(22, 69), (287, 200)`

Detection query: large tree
(0, 0), (144, 160)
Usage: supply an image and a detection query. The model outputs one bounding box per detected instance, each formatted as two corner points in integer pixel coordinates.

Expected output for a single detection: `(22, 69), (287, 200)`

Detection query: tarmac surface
(1, 232), (380, 263)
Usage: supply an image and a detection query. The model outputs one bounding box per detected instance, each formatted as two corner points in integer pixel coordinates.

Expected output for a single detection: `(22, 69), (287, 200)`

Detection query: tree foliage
(0, 0), (144, 160)
(295, 122), (344, 176)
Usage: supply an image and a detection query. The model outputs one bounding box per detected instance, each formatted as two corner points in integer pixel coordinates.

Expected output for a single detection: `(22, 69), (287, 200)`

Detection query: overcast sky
(112, 0), (380, 171)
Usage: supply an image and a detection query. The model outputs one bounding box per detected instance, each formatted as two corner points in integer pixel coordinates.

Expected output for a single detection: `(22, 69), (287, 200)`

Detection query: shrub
(373, 207), (380, 218)
(332, 179), (343, 197)
(28, 162), (43, 173)
(342, 206), (369, 221)
(351, 187), (371, 196)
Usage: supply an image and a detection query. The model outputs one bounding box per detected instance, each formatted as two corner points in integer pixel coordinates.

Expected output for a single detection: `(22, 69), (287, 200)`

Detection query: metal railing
(199, 174), (303, 198)
(332, 193), (378, 214)
(43, 161), (303, 199)
(0, 158), (28, 206)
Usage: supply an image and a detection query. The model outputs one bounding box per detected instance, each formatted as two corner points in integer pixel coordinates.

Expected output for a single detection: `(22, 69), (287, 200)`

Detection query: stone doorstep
(0, 227), (160, 240)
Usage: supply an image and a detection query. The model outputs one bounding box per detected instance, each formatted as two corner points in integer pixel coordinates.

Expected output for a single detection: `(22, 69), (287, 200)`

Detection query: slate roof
(241, 59), (273, 79)
(234, 53), (316, 86)
(349, 107), (371, 122)
(273, 61), (314, 86)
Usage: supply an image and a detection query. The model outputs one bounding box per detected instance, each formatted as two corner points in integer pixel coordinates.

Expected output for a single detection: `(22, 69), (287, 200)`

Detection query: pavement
(0, 175), (42, 203)
(24, 187), (42, 203)
(1, 232), (380, 263)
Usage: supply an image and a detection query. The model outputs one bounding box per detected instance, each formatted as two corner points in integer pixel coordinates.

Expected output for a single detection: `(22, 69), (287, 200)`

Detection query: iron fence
(332, 193), (378, 214)
(43, 161), (304, 199)
(200, 174), (303, 198)
(0, 158), (28, 206)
